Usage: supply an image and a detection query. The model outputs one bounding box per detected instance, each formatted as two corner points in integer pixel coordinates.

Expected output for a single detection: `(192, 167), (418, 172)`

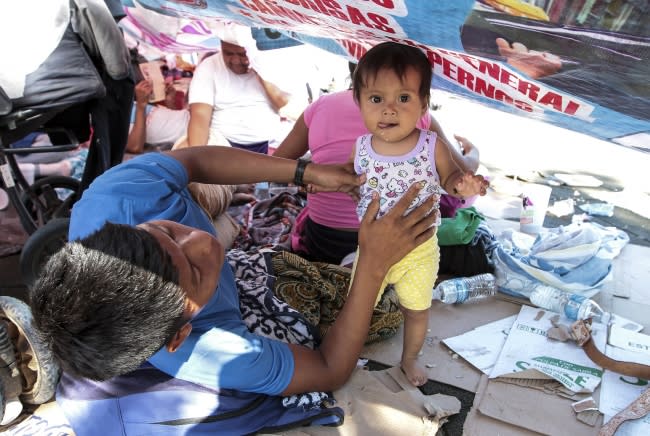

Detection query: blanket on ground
(492, 222), (629, 298)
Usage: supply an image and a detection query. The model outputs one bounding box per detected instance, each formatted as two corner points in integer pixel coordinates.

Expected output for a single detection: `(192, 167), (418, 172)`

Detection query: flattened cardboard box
(464, 375), (602, 435)
(363, 297), (603, 435)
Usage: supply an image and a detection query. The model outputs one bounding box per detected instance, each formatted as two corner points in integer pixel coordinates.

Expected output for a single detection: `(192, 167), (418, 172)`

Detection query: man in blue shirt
(30, 146), (437, 429)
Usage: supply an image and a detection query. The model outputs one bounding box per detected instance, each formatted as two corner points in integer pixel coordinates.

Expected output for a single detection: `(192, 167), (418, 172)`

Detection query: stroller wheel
(20, 176), (79, 227)
(19, 218), (69, 290)
(0, 296), (60, 406)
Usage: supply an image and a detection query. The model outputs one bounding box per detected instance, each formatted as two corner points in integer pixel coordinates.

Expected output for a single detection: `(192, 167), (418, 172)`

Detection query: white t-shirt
(145, 106), (190, 146)
(188, 53), (282, 144)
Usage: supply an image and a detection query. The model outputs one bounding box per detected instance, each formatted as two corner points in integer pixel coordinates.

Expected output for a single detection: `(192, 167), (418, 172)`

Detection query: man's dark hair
(352, 41), (432, 106)
(30, 223), (186, 381)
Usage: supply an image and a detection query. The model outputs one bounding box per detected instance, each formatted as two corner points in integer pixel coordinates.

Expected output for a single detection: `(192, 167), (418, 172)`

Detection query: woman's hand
(303, 162), (365, 201)
(453, 173), (489, 199)
(358, 183), (438, 274)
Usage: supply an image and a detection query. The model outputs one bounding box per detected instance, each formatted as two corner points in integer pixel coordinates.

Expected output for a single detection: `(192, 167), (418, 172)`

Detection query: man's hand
(134, 80), (153, 107)
(496, 38), (562, 79)
(359, 184), (438, 273)
(303, 161), (364, 201)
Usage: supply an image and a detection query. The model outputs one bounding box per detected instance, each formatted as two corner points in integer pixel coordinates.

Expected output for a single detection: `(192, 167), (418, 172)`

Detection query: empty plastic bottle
(433, 273), (497, 304)
(254, 182), (269, 200)
(529, 285), (604, 322)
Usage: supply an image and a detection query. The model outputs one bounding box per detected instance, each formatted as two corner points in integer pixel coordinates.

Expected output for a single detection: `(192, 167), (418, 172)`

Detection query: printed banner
(121, 0), (650, 148)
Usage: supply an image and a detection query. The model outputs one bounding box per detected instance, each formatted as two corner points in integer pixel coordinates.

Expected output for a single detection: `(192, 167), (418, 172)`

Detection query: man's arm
(272, 113), (309, 159)
(283, 185), (437, 394)
(253, 69), (290, 112)
(168, 146), (361, 196)
(187, 103), (213, 146)
(125, 81), (152, 154)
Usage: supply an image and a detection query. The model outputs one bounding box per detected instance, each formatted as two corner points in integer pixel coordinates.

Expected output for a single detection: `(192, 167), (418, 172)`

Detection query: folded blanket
(493, 222), (629, 298)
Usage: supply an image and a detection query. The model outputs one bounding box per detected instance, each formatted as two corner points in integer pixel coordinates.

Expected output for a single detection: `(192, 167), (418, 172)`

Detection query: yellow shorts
(351, 235), (439, 311)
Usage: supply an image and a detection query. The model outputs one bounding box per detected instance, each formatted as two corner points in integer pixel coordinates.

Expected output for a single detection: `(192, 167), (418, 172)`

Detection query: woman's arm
(282, 185), (437, 394)
(428, 115), (479, 174)
(272, 113), (309, 159)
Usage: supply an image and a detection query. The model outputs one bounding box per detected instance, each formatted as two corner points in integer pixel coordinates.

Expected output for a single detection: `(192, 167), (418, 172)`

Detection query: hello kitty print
(354, 129), (441, 224)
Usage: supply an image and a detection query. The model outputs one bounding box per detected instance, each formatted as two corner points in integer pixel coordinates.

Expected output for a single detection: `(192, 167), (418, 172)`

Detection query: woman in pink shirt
(274, 71), (478, 264)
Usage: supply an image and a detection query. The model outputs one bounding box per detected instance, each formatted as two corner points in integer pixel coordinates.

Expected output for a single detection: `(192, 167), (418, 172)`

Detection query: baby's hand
(453, 173), (489, 199)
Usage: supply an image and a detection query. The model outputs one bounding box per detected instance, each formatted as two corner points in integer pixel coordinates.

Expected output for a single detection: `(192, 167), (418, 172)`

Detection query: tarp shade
(120, 0), (649, 150)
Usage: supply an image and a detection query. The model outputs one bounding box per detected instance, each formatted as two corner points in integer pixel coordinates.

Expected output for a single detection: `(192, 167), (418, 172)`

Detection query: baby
(350, 42), (488, 386)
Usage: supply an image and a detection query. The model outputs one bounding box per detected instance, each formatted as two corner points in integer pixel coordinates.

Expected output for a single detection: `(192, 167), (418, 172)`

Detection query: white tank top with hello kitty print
(354, 129), (441, 223)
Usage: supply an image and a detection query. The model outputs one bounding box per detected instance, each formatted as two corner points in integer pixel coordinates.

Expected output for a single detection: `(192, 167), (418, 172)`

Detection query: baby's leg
(400, 306), (429, 386)
(392, 240), (438, 387)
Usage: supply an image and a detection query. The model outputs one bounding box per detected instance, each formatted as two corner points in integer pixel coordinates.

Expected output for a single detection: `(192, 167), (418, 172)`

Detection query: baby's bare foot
(401, 358), (428, 386)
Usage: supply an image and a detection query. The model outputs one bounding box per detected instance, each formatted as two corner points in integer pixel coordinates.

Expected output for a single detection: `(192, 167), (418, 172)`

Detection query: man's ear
(166, 322), (192, 352)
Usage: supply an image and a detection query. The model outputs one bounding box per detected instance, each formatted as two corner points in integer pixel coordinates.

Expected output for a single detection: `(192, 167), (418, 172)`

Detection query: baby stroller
(0, 0), (133, 427)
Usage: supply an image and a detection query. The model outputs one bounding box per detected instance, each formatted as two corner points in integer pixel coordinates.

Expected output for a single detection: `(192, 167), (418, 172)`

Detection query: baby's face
(358, 67), (427, 144)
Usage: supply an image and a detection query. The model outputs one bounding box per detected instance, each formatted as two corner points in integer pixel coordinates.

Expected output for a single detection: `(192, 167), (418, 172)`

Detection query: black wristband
(293, 159), (310, 187)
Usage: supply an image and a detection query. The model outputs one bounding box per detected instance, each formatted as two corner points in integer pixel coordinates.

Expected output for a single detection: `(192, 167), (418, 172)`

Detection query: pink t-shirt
(304, 90), (430, 229)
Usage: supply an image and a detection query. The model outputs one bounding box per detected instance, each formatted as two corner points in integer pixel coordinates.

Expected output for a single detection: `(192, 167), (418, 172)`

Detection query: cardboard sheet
(464, 374), (602, 435)
(490, 305), (607, 393)
(442, 315), (516, 375)
(270, 367), (461, 435)
(362, 297), (522, 392)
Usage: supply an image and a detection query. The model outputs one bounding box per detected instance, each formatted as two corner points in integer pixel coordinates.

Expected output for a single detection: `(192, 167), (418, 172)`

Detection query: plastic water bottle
(433, 273), (497, 304)
(254, 182), (269, 200)
(529, 285), (604, 322)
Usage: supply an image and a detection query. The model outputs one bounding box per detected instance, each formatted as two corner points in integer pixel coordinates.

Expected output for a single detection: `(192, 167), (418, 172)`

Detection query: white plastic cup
(520, 183), (552, 234)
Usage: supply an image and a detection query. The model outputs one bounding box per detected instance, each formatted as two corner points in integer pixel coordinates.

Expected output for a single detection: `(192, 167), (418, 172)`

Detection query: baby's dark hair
(352, 42), (432, 106)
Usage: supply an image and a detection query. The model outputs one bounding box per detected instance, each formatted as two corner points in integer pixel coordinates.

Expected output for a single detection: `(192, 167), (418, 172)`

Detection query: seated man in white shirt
(187, 39), (290, 155)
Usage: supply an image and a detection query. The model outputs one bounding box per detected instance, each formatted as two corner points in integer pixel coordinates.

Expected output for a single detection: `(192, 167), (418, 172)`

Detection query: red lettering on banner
(238, 8), (255, 19)
(427, 50), (442, 66)
(266, 1), (322, 25)
(564, 100), (580, 115)
(514, 100), (533, 112)
(499, 69), (518, 90)
(368, 13), (395, 33)
(458, 54), (479, 70)
(373, 0), (395, 8)
(494, 89), (513, 105)
(347, 6), (372, 28)
(320, 0), (347, 20)
(442, 58), (458, 81)
(457, 67), (474, 89)
(518, 80), (540, 100)
(474, 77), (495, 98)
(476, 60), (500, 81)
(539, 91), (563, 111)
(240, 0), (258, 12)
(340, 39), (367, 60)
(298, 0), (327, 14)
(425, 48), (586, 117)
